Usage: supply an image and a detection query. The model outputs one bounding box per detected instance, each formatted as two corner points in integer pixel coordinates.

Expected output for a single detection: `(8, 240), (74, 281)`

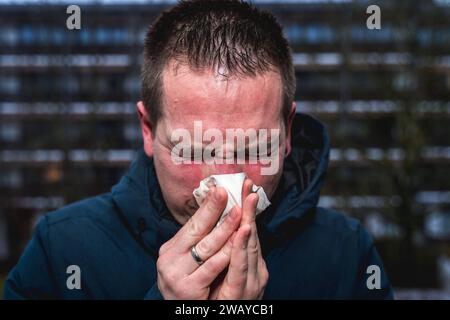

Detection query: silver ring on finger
(190, 245), (204, 265)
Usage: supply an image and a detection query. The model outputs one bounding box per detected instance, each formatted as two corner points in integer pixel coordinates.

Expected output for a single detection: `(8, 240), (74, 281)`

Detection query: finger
(224, 224), (251, 298)
(257, 255), (269, 299)
(177, 186), (228, 251)
(189, 238), (233, 288)
(242, 194), (264, 291)
(255, 229), (268, 297)
(254, 224), (268, 282)
(257, 255), (268, 280)
(241, 178), (254, 206)
(209, 270), (227, 300)
(246, 225), (259, 280)
(241, 192), (259, 227)
(244, 196), (259, 280)
(185, 206), (242, 274)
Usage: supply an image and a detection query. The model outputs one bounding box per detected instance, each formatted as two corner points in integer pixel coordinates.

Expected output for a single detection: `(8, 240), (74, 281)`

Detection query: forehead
(160, 61), (283, 131)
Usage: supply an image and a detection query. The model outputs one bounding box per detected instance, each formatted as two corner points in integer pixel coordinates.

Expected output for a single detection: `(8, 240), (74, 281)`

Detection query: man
(4, 0), (393, 299)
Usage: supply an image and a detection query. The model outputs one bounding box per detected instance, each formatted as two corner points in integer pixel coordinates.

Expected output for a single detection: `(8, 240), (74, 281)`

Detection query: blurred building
(0, 0), (449, 291)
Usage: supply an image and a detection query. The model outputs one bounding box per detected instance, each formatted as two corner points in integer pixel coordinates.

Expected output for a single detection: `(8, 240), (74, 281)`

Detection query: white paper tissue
(192, 173), (271, 224)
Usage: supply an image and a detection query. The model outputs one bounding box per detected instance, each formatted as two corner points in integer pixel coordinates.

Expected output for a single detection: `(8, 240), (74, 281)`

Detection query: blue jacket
(4, 113), (394, 299)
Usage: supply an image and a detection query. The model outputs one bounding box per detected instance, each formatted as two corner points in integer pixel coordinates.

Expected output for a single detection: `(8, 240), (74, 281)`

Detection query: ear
(137, 101), (154, 158)
(285, 101), (297, 157)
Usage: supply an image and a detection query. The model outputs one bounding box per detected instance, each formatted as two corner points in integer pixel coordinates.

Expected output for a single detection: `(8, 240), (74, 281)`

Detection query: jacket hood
(263, 113), (329, 231)
(111, 113), (330, 255)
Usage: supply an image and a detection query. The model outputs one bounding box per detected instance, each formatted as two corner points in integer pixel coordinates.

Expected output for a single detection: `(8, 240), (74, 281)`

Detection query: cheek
(155, 151), (203, 190)
(243, 138), (287, 197)
(243, 164), (281, 197)
(178, 164), (204, 189)
(243, 165), (264, 185)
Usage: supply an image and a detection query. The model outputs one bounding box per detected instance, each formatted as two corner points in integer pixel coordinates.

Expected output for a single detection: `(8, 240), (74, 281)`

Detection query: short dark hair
(141, 0), (296, 130)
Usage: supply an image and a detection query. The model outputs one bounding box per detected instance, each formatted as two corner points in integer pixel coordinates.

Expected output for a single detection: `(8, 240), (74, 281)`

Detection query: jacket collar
(111, 149), (181, 255)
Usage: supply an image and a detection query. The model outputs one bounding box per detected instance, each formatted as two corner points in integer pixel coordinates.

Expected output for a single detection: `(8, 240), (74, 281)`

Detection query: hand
(156, 186), (242, 299)
(209, 179), (269, 300)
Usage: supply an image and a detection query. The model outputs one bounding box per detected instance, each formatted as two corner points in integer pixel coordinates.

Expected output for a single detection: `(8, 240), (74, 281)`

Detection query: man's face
(138, 61), (294, 225)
